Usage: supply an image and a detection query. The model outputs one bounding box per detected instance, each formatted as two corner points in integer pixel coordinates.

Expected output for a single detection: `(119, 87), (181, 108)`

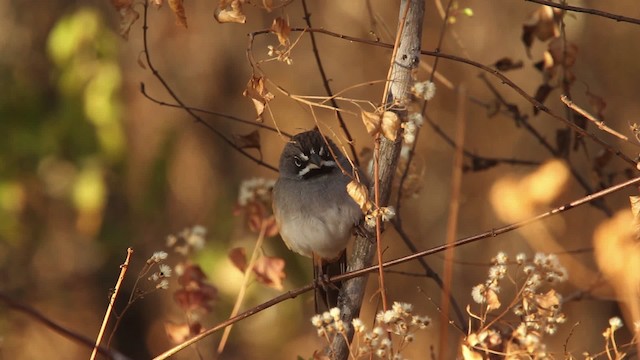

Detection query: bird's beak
(309, 153), (323, 168)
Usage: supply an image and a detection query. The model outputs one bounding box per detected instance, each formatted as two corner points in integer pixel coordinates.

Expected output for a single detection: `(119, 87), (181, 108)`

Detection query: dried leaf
(263, 215), (279, 237)
(168, 0), (188, 27)
(252, 256), (286, 290)
(381, 111), (399, 141)
(535, 289), (560, 310)
(493, 57), (524, 72)
(522, 5), (563, 56)
(270, 17), (290, 46)
(234, 130), (261, 150)
(547, 38), (578, 68)
(174, 264), (218, 313)
(461, 344), (483, 360)
(214, 0), (247, 24)
(262, 0), (274, 12)
(485, 288), (501, 311)
(361, 110), (381, 136)
(533, 83), (553, 114)
(630, 196), (640, 220)
(110, 0), (140, 40)
(164, 321), (202, 344)
(346, 180), (371, 213)
(229, 247), (247, 272)
(243, 76), (274, 122)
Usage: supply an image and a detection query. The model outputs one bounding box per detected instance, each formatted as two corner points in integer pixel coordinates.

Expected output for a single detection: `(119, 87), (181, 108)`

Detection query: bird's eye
(293, 157), (302, 167)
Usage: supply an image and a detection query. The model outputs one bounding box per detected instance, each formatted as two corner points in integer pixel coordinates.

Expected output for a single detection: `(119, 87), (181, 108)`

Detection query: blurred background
(1, 0), (640, 359)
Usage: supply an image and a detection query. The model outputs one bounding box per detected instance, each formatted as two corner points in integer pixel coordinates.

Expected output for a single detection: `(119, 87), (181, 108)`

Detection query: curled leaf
(381, 111), (400, 141)
(243, 76), (274, 122)
(252, 256), (286, 290)
(234, 130), (261, 150)
(214, 0), (247, 24)
(228, 247), (247, 272)
(347, 180), (371, 213)
(110, 0), (140, 40)
(168, 0), (188, 27)
(361, 110), (381, 136)
(270, 17), (290, 46)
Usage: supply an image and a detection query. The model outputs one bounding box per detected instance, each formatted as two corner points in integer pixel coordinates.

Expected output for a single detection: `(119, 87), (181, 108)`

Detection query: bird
(272, 129), (365, 312)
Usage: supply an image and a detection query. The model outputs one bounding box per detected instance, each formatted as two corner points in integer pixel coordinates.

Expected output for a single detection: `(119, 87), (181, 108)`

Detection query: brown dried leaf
(381, 111), (399, 141)
(228, 247), (247, 273)
(630, 196), (640, 220)
(263, 215), (280, 237)
(361, 110), (381, 136)
(110, 0), (140, 40)
(252, 256), (286, 290)
(461, 344), (483, 360)
(168, 0), (187, 27)
(174, 264), (218, 313)
(533, 83), (553, 114)
(522, 5), (563, 56)
(214, 0), (247, 24)
(164, 321), (202, 344)
(271, 17), (290, 46)
(547, 38), (578, 68)
(346, 180), (371, 213)
(535, 289), (560, 311)
(262, 0), (274, 12)
(243, 76), (274, 122)
(485, 288), (501, 311)
(234, 130), (261, 150)
(493, 57), (523, 72)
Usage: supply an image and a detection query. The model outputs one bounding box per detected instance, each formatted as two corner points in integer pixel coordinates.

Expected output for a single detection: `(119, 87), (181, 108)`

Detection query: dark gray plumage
(273, 130), (364, 310)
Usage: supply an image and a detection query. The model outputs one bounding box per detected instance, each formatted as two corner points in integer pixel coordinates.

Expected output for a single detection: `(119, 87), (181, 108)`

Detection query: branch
(153, 173), (640, 359)
(140, 1), (277, 172)
(331, 0), (425, 358)
(0, 292), (130, 360)
(301, 0), (360, 166)
(524, 0), (640, 26)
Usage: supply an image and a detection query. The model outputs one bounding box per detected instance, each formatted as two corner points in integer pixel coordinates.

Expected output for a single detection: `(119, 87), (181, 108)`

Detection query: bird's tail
(313, 251), (347, 314)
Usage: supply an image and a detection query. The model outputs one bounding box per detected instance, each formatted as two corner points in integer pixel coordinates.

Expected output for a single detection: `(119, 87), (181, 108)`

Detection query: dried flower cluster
(464, 252), (568, 359)
(311, 303), (430, 359)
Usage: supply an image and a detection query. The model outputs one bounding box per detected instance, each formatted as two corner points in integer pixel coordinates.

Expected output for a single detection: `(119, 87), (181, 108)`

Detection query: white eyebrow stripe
(319, 146), (324, 156)
(298, 163), (319, 176)
(298, 153), (309, 161)
(310, 148), (315, 154)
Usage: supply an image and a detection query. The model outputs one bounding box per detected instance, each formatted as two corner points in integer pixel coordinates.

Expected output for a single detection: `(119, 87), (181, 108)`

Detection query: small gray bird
(273, 130), (364, 311)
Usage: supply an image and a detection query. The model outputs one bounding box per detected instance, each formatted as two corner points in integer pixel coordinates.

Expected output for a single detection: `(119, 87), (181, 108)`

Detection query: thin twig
(301, 0), (359, 166)
(217, 222), (267, 354)
(153, 173), (640, 359)
(525, 0), (640, 26)
(0, 292), (130, 360)
(140, 84), (291, 137)
(561, 95), (632, 143)
(250, 27), (637, 167)
(91, 248), (133, 360)
(438, 85), (466, 360)
(477, 74), (613, 215)
(140, 0), (277, 172)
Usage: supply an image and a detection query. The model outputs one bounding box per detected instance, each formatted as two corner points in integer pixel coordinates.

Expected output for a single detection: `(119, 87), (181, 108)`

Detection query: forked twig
(561, 95), (633, 143)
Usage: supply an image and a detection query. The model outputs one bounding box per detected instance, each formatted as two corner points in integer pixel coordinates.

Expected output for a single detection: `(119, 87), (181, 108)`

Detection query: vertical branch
(330, 1), (425, 359)
(438, 85), (466, 360)
(91, 248), (133, 360)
